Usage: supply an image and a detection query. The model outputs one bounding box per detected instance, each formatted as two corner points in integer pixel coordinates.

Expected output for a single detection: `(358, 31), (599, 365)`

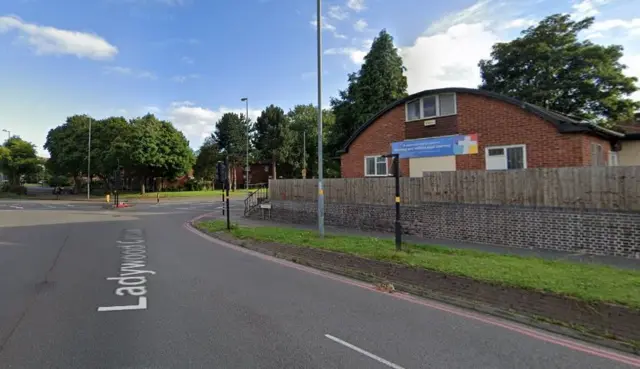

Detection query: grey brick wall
(259, 200), (640, 258)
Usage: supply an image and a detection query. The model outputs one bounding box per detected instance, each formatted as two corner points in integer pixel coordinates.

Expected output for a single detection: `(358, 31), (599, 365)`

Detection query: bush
(184, 178), (205, 191)
(1, 184), (28, 195)
(49, 175), (71, 187)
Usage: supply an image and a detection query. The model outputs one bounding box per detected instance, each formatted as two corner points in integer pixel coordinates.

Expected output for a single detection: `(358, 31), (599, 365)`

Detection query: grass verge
(196, 220), (640, 309)
(120, 190), (250, 199)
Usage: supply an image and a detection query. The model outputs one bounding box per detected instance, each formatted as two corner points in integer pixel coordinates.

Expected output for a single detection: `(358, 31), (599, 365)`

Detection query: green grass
(196, 220), (640, 309)
(119, 189), (250, 199)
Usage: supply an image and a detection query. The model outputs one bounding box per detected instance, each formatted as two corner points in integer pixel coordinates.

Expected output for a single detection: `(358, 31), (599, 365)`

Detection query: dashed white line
(325, 334), (406, 369)
(9, 205), (23, 210)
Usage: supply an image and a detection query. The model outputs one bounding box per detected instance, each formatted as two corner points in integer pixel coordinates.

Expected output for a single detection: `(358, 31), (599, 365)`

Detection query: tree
(254, 105), (292, 180)
(1, 137), (39, 185)
(193, 136), (222, 182)
(213, 112), (249, 190)
(479, 14), (639, 123)
(90, 116), (131, 190)
(128, 114), (194, 193)
(329, 29), (407, 155)
(44, 114), (93, 191)
(286, 104), (337, 178)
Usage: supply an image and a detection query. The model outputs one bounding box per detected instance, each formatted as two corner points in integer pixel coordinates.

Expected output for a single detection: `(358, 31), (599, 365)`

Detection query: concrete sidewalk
(223, 215), (640, 271)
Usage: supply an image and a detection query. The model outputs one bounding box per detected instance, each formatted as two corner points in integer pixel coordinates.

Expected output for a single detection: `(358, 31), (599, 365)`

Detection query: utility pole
(87, 120), (91, 200)
(241, 97), (250, 190)
(302, 131), (306, 179)
(316, 0), (325, 238)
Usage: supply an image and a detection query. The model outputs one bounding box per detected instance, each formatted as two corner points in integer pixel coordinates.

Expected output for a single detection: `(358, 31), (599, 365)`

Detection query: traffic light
(216, 162), (227, 182)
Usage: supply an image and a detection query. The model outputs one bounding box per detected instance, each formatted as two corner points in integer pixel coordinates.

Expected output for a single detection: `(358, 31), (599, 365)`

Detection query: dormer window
(405, 93), (457, 122)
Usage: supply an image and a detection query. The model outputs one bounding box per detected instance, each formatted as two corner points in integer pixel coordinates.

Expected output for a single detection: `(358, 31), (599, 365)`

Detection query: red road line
(184, 215), (640, 368)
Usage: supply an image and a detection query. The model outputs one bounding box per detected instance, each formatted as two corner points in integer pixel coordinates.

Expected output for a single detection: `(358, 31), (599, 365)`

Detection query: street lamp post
(241, 97), (249, 190)
(316, 0), (325, 238)
(2, 129), (10, 140)
(87, 120), (91, 200)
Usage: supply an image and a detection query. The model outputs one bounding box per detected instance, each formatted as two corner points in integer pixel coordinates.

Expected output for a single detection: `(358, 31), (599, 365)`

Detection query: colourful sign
(391, 134), (478, 159)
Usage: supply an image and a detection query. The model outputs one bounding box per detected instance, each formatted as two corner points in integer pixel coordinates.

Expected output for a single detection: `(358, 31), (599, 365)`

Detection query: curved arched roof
(339, 87), (623, 154)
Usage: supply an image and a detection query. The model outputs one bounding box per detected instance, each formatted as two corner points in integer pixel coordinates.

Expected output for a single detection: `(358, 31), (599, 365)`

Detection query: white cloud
(401, 23), (500, 93)
(310, 16), (347, 39)
(354, 19), (368, 32)
(328, 5), (348, 20)
(501, 18), (537, 29)
(104, 66), (157, 80)
(0, 15), (118, 60)
(181, 56), (194, 64)
(571, 0), (611, 19)
(171, 73), (200, 83)
(426, 0), (493, 35)
(621, 54), (640, 100)
(589, 18), (640, 32)
(325, 47), (367, 64)
(167, 102), (261, 147)
(347, 0), (366, 12)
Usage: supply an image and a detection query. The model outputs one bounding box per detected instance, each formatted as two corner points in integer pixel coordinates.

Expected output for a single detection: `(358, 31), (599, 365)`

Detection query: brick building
(339, 88), (625, 177)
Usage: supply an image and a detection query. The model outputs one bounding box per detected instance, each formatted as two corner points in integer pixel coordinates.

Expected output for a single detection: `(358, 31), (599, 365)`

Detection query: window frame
(608, 150), (619, 167)
(591, 143), (605, 167)
(484, 144), (527, 170)
(405, 93), (457, 122)
(364, 155), (389, 177)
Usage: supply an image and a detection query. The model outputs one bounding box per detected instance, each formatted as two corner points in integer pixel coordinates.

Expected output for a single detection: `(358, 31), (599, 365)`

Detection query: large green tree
(479, 14), (639, 123)
(286, 104), (337, 178)
(193, 136), (222, 182)
(329, 29), (407, 155)
(213, 112), (250, 189)
(254, 105), (292, 180)
(1, 137), (40, 185)
(128, 114), (194, 193)
(44, 114), (93, 191)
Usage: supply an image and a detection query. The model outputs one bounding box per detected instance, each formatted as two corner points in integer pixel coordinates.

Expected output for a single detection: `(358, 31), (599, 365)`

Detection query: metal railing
(243, 183), (269, 217)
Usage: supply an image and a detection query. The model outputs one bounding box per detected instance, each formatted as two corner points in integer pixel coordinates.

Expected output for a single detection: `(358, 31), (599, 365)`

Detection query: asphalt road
(0, 199), (638, 369)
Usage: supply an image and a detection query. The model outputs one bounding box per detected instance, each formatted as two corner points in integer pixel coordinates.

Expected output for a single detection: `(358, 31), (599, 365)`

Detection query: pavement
(0, 199), (638, 369)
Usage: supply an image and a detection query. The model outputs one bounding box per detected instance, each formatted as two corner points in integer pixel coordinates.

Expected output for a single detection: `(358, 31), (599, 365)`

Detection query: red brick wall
(340, 106), (409, 178)
(341, 92), (611, 177)
(456, 93), (592, 169)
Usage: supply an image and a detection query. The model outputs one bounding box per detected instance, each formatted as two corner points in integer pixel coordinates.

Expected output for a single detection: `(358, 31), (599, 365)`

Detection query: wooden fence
(268, 166), (640, 211)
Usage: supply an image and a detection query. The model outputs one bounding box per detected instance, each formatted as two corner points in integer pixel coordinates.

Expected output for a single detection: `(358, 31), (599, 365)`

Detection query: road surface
(0, 198), (638, 369)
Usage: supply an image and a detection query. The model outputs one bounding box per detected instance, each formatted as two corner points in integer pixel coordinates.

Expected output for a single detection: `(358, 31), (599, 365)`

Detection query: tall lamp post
(241, 97), (249, 190)
(316, 0), (325, 238)
(87, 120), (91, 200)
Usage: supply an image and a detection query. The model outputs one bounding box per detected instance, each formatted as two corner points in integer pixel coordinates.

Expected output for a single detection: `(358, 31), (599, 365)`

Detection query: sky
(0, 0), (639, 156)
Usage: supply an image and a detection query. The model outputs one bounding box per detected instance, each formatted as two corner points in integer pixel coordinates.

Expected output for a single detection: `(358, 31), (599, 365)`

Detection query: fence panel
(268, 166), (640, 211)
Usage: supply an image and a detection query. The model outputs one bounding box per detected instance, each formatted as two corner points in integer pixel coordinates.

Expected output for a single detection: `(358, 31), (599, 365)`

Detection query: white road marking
(98, 297), (147, 312)
(10, 205), (23, 209)
(324, 334), (405, 369)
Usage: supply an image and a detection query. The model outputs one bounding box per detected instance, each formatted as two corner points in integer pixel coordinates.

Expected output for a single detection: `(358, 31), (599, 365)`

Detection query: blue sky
(0, 0), (638, 156)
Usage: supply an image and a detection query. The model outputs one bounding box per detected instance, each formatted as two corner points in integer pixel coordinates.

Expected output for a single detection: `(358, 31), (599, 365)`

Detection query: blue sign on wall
(391, 134), (478, 159)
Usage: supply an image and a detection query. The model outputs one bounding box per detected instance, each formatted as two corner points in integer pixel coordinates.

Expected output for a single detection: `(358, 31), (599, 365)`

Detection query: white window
(365, 156), (388, 176)
(405, 93), (457, 121)
(485, 145), (527, 170)
(591, 143), (604, 167)
(608, 151), (619, 167)
(406, 100), (421, 121)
